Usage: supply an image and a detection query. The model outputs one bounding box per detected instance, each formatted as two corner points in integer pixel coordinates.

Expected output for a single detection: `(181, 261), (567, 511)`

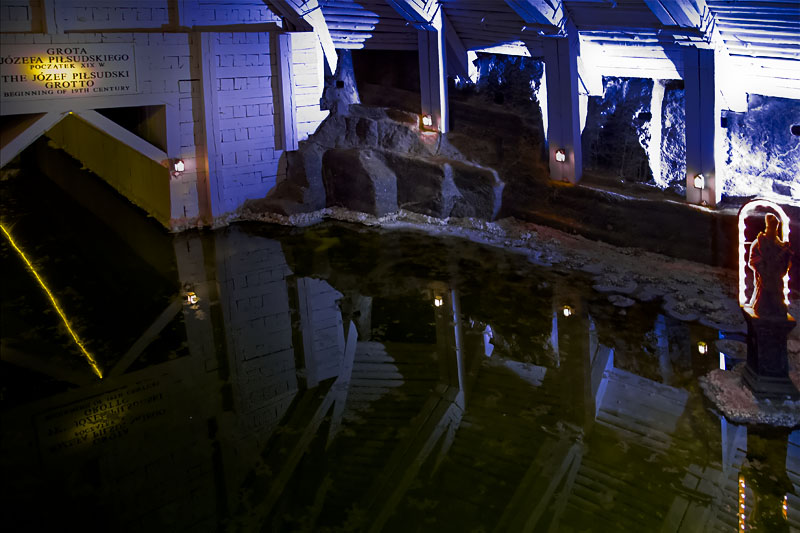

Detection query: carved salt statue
(739, 203), (798, 399)
(748, 213), (792, 318)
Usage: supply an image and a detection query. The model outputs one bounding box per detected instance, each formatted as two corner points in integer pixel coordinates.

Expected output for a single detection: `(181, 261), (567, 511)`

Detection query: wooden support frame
(0, 111), (66, 168)
(197, 32), (223, 218)
(543, 27), (582, 184)
(505, 0), (567, 32)
(274, 32), (299, 152)
(684, 46), (722, 207)
(417, 8), (448, 133)
(268, 0), (338, 74)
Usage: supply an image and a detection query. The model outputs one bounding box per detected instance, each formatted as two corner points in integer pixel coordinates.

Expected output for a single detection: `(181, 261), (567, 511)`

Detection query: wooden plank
(274, 32), (298, 152)
(109, 296), (183, 377)
(0, 111), (66, 168)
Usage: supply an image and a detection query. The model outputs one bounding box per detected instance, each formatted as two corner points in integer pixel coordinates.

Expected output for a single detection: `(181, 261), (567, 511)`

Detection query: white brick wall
(1, 1), (329, 222)
(292, 31), (329, 141)
(190, 0), (281, 26)
(0, 0), (38, 32)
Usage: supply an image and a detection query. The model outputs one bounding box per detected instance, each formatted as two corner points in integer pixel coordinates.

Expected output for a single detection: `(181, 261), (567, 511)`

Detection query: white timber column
(417, 6), (448, 133)
(543, 28), (582, 183)
(274, 32), (298, 151)
(683, 46), (721, 207)
(197, 32), (223, 219)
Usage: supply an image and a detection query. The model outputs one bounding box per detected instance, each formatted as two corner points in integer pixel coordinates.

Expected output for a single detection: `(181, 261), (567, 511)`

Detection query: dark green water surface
(1, 169), (797, 532)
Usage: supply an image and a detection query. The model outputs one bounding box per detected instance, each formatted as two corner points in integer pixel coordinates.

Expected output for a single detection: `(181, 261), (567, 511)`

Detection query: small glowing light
(784, 495), (788, 520)
(693, 174), (705, 189)
(186, 292), (198, 305)
(173, 159), (185, 173)
(719, 351), (726, 370)
(0, 224), (102, 379)
(562, 306), (573, 317)
(697, 341), (708, 355)
(555, 148), (567, 163)
(422, 115), (433, 127)
(434, 296), (443, 307)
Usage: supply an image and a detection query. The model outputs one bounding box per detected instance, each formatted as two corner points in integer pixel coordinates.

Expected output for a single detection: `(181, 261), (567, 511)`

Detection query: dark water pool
(1, 168), (797, 532)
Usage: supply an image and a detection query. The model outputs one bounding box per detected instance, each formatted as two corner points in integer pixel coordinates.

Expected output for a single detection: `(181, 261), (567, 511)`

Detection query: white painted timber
(275, 32), (298, 152)
(505, 0), (566, 31)
(0, 110), (66, 168)
(75, 109), (169, 165)
(268, 0), (338, 74)
(683, 46), (722, 207)
(418, 5), (448, 133)
(443, 10), (469, 81)
(543, 30), (582, 183)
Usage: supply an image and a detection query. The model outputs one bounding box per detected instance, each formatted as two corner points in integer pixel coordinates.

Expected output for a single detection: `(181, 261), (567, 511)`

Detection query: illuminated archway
(738, 199), (791, 308)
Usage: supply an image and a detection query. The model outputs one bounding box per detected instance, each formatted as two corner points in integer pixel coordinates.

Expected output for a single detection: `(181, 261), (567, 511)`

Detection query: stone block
(322, 148), (397, 216)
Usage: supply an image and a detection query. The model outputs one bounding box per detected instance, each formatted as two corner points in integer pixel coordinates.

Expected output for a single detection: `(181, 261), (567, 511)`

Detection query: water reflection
(1, 218), (798, 531)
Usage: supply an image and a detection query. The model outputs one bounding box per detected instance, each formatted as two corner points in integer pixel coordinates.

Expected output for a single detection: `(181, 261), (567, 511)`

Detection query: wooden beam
(643, 0), (702, 28)
(443, 11), (470, 81)
(385, 0), (440, 30)
(365, 385), (463, 533)
(683, 46), (722, 207)
(267, 0), (338, 74)
(505, 0), (566, 31)
(75, 110), (169, 165)
(543, 28), (582, 183)
(327, 321), (358, 447)
(274, 32), (299, 152)
(418, 6), (449, 133)
(0, 112), (66, 168)
(494, 440), (583, 533)
(109, 297), (183, 378)
(197, 32), (223, 218)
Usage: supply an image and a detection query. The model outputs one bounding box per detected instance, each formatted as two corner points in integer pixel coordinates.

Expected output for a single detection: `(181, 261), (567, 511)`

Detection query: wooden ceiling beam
(267, 0), (338, 73)
(504, 0), (567, 34)
(385, 0), (441, 30)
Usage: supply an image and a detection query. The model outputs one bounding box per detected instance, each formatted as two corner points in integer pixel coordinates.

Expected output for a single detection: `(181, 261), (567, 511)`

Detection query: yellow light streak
(1, 223), (102, 379)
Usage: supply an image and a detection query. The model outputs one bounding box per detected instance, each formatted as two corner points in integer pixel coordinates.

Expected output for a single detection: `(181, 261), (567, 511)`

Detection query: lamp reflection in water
(0, 223), (103, 379)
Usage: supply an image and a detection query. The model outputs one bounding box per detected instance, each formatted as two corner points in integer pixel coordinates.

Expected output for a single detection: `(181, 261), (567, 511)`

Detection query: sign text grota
(0, 43), (137, 101)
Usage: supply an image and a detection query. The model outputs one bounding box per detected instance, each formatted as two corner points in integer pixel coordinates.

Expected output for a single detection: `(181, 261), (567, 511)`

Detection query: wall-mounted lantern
(697, 341), (708, 355)
(420, 114), (437, 132)
(173, 159), (185, 173)
(561, 305), (573, 317)
(555, 148), (567, 163)
(434, 295), (443, 307)
(693, 174), (705, 189)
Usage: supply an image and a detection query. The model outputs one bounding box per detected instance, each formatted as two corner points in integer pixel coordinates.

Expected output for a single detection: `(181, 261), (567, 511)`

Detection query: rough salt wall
(582, 76), (653, 184)
(723, 95), (800, 199)
(472, 53), (544, 110)
(660, 80), (686, 194)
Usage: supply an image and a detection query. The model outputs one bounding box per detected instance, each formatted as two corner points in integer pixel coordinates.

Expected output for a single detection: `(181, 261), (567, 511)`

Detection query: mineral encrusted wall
(724, 95), (800, 199)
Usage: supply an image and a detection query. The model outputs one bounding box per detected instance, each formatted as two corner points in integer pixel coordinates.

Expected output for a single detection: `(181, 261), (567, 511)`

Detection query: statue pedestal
(741, 306), (799, 400)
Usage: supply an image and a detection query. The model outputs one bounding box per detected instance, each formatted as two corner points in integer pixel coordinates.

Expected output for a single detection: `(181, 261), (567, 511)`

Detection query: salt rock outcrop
(322, 147), (503, 219)
(248, 101), (504, 220)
